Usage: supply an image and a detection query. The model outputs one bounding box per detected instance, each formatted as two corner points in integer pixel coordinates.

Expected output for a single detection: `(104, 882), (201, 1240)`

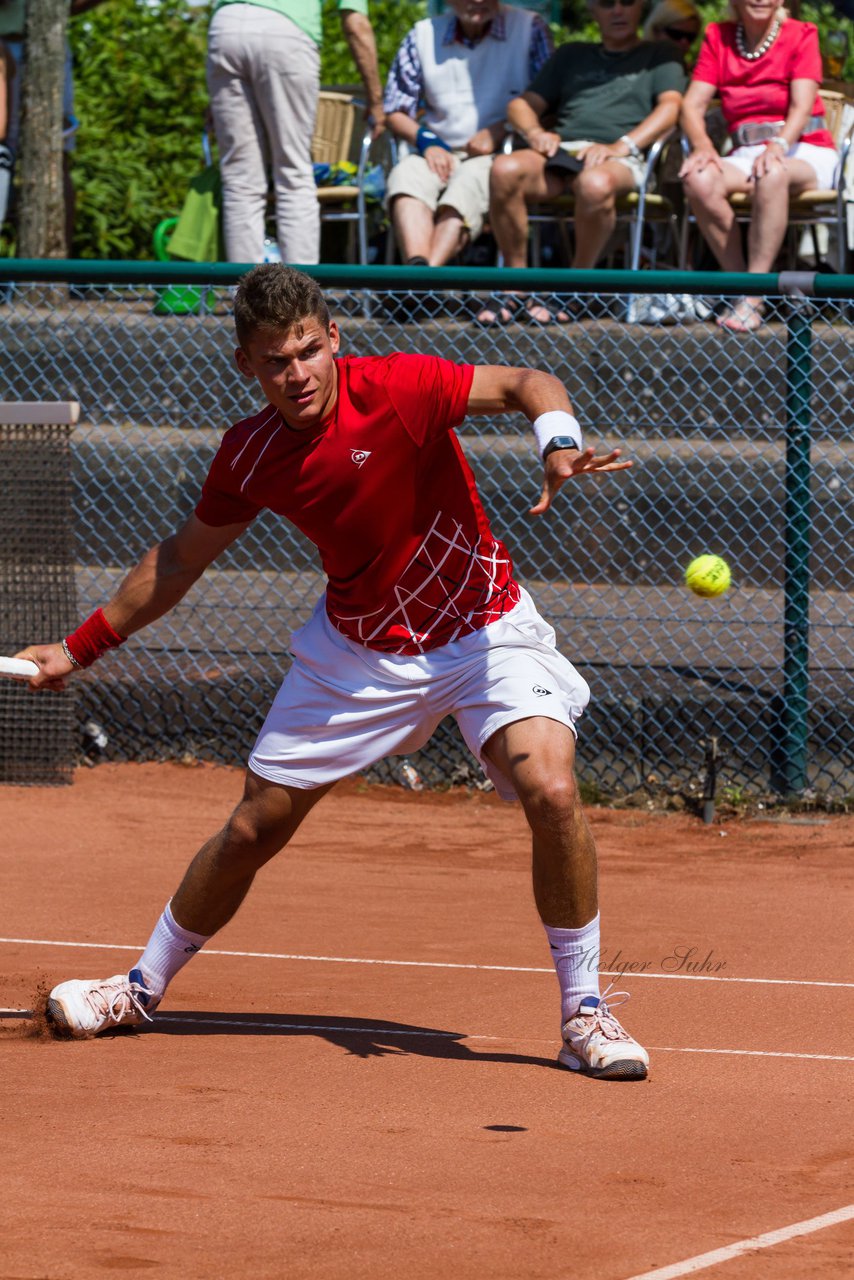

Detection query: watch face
(544, 436), (580, 458)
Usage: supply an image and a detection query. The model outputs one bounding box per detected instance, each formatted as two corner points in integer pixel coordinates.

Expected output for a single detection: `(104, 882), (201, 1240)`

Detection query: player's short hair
(233, 265), (331, 347)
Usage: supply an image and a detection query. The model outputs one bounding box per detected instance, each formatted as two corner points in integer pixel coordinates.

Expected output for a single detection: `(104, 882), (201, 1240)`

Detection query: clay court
(1, 763), (852, 1279)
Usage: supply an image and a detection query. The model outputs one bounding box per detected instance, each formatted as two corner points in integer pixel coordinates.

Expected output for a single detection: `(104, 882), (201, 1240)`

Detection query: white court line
(2, 1009), (852, 1061)
(1, 937), (853, 989)
(622, 1203), (854, 1280)
(647, 1045), (854, 1063)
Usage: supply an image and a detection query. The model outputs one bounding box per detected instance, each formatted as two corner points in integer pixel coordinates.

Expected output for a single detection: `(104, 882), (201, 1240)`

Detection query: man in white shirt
(383, 0), (553, 267)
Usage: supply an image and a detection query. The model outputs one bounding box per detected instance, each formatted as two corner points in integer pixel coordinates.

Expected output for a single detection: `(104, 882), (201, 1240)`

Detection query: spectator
(207, 0), (384, 266)
(680, 1), (840, 332)
(644, 0), (701, 64)
(383, 0), (553, 267)
(478, 0), (685, 324)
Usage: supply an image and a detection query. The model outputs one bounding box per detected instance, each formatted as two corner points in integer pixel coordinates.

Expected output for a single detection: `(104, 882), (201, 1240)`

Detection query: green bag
(152, 165), (222, 316)
(167, 164), (222, 263)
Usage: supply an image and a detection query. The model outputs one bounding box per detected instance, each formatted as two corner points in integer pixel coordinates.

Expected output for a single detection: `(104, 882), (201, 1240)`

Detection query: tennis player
(19, 265), (648, 1080)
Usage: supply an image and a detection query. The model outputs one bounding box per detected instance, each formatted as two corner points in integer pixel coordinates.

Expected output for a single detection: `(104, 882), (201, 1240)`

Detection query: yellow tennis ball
(685, 554), (731, 597)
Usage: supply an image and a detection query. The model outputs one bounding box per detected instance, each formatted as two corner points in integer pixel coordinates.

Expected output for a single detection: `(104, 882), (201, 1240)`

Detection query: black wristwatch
(542, 435), (581, 460)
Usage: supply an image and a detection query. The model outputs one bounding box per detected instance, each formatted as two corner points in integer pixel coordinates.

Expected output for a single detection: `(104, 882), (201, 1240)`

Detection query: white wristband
(532, 411), (583, 459)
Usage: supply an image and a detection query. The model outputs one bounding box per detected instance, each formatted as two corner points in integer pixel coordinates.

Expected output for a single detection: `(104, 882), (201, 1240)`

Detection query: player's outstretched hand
(530, 447), (632, 516)
(13, 643), (76, 691)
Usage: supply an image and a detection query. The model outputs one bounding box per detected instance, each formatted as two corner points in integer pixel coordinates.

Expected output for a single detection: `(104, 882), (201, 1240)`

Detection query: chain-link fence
(1, 263), (852, 804)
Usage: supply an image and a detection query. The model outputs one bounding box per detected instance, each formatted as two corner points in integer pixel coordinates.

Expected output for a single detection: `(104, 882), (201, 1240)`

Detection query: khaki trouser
(207, 3), (320, 264)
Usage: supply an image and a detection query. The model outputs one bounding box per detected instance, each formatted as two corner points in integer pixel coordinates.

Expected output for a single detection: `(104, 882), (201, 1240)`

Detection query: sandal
(524, 296), (575, 325)
(716, 297), (764, 333)
(475, 292), (525, 327)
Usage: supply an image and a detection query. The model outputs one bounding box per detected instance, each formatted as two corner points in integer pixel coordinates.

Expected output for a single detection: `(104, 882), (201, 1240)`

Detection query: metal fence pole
(782, 304), (813, 795)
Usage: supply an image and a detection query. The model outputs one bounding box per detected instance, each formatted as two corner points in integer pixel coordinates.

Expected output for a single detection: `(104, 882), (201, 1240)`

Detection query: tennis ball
(685, 554), (731, 597)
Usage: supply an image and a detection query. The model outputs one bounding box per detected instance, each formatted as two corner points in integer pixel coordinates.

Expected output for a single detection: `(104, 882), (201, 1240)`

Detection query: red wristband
(64, 608), (127, 668)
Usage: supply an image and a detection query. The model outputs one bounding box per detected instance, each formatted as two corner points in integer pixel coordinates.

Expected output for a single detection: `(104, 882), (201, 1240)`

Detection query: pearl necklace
(736, 18), (781, 60)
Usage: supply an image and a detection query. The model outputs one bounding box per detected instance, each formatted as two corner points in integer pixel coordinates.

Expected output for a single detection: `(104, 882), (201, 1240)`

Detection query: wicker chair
(312, 90), (375, 265)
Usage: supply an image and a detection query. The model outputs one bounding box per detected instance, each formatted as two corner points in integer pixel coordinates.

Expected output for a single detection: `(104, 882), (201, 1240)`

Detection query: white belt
(732, 116), (825, 147)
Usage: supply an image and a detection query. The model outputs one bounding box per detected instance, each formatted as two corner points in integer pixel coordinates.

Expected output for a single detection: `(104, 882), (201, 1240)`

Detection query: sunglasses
(595, 0), (638, 8)
(663, 25), (699, 41)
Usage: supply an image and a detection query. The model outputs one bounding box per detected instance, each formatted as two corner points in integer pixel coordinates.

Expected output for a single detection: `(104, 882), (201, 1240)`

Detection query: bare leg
(44, 770), (333, 1038)
(428, 206), (469, 265)
(483, 717), (597, 927)
(685, 157), (820, 330)
(391, 194), (437, 262)
(478, 153), (567, 323)
(483, 715), (648, 1079)
(747, 157), (819, 273)
(488, 150), (561, 269)
(570, 161), (636, 270)
(682, 160), (750, 272)
(170, 770), (333, 936)
(712, 158), (821, 330)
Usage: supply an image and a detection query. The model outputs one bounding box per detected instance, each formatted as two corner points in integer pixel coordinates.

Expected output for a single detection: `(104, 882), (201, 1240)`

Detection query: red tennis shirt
(195, 352), (520, 655)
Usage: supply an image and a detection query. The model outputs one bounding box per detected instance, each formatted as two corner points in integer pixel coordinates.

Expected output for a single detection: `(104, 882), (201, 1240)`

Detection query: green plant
(69, 0), (211, 259)
(65, 0), (425, 260)
(321, 0), (426, 84)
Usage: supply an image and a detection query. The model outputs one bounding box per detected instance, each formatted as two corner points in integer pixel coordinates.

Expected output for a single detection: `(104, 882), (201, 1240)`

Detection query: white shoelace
(85, 979), (154, 1026)
(567, 982), (634, 1044)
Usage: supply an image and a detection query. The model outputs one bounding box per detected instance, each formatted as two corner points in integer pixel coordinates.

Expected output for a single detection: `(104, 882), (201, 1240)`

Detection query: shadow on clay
(141, 1010), (560, 1068)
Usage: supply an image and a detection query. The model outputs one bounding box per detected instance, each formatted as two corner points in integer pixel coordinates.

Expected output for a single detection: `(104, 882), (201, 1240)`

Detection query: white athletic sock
(135, 900), (211, 1000)
(543, 913), (601, 1024)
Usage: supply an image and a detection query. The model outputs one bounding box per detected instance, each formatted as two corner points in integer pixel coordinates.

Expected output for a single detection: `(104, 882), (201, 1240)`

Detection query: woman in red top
(679, 0), (839, 331)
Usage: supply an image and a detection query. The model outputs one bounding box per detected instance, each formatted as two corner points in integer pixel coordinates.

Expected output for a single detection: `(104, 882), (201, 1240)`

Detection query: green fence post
(781, 304), (813, 795)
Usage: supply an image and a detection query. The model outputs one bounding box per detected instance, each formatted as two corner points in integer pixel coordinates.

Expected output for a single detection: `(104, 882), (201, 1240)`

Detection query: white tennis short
(248, 588), (590, 801)
(724, 141), (840, 190)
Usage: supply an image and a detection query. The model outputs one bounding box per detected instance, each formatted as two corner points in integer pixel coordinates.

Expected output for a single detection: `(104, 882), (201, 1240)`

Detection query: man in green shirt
(479, 0), (684, 322)
(207, 0), (384, 265)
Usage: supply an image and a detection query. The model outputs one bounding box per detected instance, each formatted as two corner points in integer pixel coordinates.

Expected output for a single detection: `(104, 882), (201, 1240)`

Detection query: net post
(0, 401), (81, 785)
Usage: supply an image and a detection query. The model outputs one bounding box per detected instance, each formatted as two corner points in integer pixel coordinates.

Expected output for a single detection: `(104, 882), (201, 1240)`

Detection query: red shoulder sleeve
(380, 353), (475, 447)
(789, 22), (823, 83)
(692, 24), (722, 88)
(194, 435), (263, 527)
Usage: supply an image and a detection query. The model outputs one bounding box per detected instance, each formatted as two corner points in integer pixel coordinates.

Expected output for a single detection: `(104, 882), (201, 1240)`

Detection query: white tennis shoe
(46, 968), (158, 1039)
(558, 987), (649, 1080)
